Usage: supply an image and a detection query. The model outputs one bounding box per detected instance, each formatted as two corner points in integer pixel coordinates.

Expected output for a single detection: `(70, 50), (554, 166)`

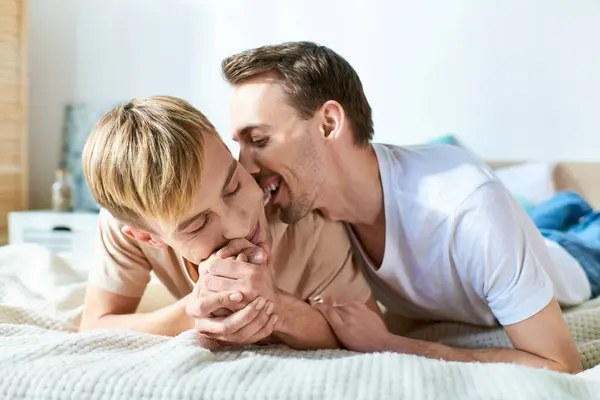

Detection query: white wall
(28, 0), (600, 208)
(28, 0), (210, 208)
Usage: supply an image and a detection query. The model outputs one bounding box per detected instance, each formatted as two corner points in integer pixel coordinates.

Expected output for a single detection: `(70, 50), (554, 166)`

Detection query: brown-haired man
(220, 41), (588, 372)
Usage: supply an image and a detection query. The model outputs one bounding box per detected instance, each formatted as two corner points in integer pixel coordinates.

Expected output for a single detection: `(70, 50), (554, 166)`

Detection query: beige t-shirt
(89, 208), (371, 305)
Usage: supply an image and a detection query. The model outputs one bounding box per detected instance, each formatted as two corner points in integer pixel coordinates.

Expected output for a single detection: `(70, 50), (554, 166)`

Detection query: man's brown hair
(221, 41), (373, 145)
(82, 96), (218, 231)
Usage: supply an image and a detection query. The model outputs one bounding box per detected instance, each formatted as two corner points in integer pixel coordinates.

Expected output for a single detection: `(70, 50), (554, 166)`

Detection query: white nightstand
(8, 211), (100, 255)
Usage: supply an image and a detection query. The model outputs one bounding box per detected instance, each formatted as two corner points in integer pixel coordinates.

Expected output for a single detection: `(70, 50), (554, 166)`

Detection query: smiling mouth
(261, 176), (281, 205)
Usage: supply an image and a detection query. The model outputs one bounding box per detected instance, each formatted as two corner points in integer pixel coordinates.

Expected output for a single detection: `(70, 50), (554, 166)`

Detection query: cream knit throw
(2, 244), (600, 399)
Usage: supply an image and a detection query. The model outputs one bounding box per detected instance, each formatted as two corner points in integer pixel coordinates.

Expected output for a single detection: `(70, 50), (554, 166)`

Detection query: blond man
(80, 96), (379, 349)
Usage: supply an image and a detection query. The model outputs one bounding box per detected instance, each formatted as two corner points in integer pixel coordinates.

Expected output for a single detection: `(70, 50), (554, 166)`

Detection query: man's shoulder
(98, 209), (138, 246)
(98, 208), (126, 236)
(374, 142), (493, 183)
(374, 143), (497, 215)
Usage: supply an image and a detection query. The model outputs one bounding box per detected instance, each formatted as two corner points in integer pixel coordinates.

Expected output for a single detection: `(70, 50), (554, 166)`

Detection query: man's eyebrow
(221, 158), (238, 193)
(233, 124), (269, 142)
(175, 160), (238, 233)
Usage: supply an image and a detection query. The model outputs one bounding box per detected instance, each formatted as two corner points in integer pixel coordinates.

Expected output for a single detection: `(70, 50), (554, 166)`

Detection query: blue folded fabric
(531, 191), (600, 297)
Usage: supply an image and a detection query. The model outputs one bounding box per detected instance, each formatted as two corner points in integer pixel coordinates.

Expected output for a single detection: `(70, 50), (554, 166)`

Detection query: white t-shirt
(347, 143), (591, 327)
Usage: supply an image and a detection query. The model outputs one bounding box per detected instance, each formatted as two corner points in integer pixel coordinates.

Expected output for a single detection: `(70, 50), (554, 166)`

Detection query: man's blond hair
(82, 96), (218, 231)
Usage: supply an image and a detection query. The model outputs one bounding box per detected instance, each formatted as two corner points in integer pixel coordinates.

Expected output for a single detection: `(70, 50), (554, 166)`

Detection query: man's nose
(238, 147), (260, 175)
(220, 208), (251, 241)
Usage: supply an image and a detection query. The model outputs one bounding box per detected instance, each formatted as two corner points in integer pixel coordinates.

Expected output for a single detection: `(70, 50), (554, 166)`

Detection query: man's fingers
(197, 253), (221, 277)
(215, 238), (256, 259)
(203, 274), (243, 292)
(216, 238), (268, 265)
(186, 290), (243, 318)
(206, 305), (275, 343)
(195, 335), (225, 351)
(240, 314), (279, 344)
(201, 289), (246, 315)
(195, 297), (270, 336)
(200, 274), (258, 304)
(205, 259), (253, 280)
(212, 308), (233, 317)
(343, 300), (368, 314)
(314, 303), (344, 328)
(240, 247), (267, 265)
(332, 305), (356, 322)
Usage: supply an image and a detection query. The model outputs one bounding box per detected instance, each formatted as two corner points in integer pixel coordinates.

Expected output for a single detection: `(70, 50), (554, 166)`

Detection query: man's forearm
(273, 290), (339, 350)
(80, 297), (194, 337)
(386, 335), (579, 373)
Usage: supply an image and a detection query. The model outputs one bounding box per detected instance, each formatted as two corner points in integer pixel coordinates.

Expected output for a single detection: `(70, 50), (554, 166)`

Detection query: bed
(3, 161), (600, 399)
(488, 160), (600, 209)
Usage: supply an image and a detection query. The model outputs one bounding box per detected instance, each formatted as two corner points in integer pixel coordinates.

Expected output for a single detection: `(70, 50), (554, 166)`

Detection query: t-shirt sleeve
(303, 216), (372, 305)
(88, 209), (151, 298)
(452, 181), (554, 326)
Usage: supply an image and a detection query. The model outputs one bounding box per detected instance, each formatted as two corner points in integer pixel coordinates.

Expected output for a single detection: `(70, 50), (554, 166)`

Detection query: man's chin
(279, 205), (309, 224)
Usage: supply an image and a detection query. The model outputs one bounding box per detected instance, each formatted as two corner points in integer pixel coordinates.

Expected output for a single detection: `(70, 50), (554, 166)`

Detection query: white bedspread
(2, 244), (600, 400)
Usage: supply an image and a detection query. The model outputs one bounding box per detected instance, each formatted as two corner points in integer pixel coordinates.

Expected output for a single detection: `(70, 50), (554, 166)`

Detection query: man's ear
(319, 100), (345, 140)
(121, 226), (168, 249)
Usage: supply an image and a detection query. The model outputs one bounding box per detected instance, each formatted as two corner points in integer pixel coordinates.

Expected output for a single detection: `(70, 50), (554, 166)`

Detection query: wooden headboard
(0, 0), (29, 244)
(488, 161), (600, 209)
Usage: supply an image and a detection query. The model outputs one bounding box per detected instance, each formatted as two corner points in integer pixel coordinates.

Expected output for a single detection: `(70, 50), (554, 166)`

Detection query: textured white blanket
(2, 244), (600, 400)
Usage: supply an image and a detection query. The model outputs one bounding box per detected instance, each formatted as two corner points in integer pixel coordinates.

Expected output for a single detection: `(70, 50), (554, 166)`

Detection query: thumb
(241, 247), (268, 265)
(314, 302), (344, 328)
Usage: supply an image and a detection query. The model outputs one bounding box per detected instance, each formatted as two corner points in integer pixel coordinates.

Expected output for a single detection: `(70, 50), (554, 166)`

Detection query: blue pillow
(427, 134), (462, 147)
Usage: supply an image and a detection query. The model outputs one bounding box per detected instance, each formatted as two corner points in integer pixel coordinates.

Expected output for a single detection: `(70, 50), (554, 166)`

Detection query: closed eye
(252, 138), (269, 147)
(226, 182), (242, 197)
(189, 215), (209, 235)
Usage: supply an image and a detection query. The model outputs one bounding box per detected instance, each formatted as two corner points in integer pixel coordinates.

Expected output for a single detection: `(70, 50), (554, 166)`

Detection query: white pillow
(494, 162), (557, 205)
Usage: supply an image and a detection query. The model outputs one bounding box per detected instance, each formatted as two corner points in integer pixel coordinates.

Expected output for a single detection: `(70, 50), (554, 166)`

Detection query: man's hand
(198, 239), (278, 311)
(319, 298), (582, 373)
(185, 238), (281, 346)
(195, 297), (278, 345)
(194, 239), (272, 317)
(201, 256), (277, 306)
(315, 300), (391, 353)
(186, 288), (278, 344)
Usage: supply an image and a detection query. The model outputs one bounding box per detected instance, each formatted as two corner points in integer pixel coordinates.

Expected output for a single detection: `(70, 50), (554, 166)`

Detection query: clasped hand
(186, 238), (280, 346)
